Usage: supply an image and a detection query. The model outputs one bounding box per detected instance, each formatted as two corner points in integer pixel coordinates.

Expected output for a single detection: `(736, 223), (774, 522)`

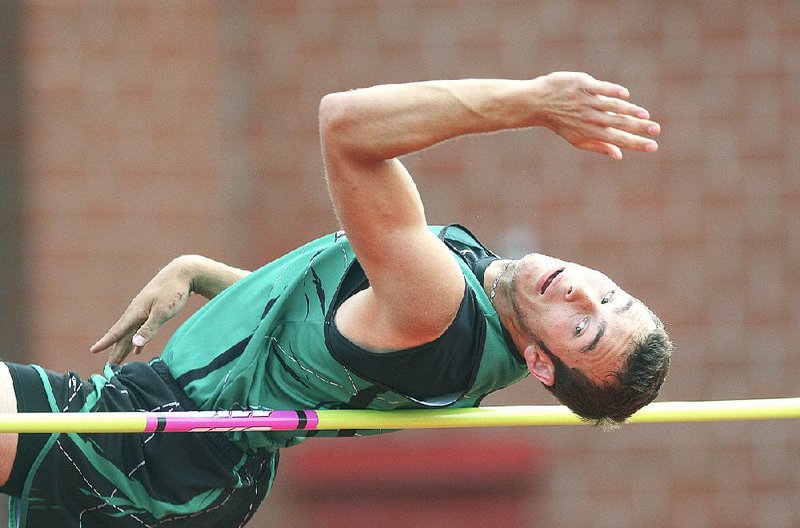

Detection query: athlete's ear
(524, 344), (555, 386)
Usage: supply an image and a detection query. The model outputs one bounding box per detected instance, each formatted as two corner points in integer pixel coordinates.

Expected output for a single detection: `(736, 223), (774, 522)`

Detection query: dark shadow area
(0, 0), (28, 365)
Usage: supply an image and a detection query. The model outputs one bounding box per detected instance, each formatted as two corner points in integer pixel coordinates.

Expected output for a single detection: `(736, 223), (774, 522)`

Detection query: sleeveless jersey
(159, 225), (529, 453)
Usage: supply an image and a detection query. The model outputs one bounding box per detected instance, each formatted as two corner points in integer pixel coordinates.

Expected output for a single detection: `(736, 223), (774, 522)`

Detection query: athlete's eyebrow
(580, 297), (632, 354)
(581, 320), (607, 353)
(614, 297), (634, 314)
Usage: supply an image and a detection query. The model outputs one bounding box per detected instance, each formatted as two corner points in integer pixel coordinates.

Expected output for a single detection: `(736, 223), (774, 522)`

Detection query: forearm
(319, 78), (538, 163)
(319, 73), (657, 165)
(172, 255), (251, 300)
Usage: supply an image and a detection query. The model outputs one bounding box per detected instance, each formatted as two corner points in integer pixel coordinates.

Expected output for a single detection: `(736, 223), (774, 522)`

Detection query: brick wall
(10, 1), (800, 526)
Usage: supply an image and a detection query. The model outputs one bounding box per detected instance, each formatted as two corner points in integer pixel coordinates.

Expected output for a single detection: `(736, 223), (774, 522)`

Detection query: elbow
(318, 92), (339, 133)
(319, 91), (376, 164)
(318, 91), (352, 150)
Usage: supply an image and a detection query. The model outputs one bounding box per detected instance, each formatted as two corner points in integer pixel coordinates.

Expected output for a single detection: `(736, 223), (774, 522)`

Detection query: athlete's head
(498, 254), (672, 427)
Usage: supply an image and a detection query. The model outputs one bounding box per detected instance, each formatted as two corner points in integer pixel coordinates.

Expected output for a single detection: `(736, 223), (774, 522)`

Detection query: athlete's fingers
(90, 319), (134, 354)
(90, 330), (121, 354)
(128, 311), (169, 355)
(586, 78), (630, 101)
(108, 330), (136, 364)
(574, 139), (623, 160)
(598, 111), (660, 138)
(91, 299), (154, 354)
(604, 126), (659, 152)
(594, 94), (652, 121)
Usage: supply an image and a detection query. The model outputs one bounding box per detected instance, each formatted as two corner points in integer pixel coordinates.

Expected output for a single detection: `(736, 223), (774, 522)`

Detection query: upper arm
(320, 96), (465, 349)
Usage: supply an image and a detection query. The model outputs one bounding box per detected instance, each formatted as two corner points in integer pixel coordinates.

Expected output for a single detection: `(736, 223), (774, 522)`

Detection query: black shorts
(0, 360), (278, 528)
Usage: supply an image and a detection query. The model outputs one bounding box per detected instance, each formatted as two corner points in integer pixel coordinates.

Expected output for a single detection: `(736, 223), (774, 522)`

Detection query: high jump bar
(0, 398), (797, 433)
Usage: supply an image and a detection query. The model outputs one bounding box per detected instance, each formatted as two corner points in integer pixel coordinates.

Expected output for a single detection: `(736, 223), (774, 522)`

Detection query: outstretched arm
(320, 73), (660, 352)
(90, 255), (250, 364)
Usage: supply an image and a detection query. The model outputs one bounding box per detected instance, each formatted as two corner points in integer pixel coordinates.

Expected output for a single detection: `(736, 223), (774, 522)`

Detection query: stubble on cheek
(507, 265), (540, 342)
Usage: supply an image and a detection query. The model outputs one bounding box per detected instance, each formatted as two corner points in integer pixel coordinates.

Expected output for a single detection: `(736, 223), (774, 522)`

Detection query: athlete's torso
(159, 225), (529, 452)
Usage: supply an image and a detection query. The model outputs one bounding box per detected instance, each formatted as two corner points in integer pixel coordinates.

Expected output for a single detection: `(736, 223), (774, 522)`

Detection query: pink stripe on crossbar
(143, 410), (320, 433)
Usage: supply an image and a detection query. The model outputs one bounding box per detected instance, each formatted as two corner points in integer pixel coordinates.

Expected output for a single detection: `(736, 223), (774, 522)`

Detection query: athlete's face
(508, 254), (656, 384)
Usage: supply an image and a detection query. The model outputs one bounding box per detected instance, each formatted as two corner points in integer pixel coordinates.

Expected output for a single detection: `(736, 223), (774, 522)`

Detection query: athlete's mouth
(541, 269), (564, 295)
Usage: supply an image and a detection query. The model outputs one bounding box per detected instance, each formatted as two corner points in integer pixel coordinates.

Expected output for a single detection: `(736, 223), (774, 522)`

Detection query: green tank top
(159, 225), (529, 453)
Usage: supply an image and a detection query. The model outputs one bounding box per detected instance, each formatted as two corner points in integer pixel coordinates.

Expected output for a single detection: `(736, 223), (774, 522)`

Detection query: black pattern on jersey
(261, 297), (277, 320)
(310, 266), (326, 315)
(346, 384), (387, 409)
(272, 345), (311, 390)
(175, 335), (252, 387)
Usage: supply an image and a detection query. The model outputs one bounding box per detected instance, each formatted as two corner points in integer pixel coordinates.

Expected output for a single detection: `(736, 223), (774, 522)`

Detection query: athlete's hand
(90, 258), (193, 364)
(531, 72), (661, 160)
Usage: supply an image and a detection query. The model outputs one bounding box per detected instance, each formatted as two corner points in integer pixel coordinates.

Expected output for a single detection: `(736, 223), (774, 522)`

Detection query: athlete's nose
(565, 283), (596, 309)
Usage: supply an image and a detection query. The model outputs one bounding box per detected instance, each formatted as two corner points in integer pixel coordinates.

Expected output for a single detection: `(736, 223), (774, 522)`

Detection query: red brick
(14, 1), (800, 526)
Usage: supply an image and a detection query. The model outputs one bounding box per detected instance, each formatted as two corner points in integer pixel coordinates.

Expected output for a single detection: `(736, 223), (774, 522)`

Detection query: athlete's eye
(575, 317), (588, 336)
(601, 290), (616, 304)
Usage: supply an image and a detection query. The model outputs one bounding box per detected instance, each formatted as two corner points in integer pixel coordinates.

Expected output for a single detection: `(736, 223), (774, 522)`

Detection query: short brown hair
(538, 319), (672, 428)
